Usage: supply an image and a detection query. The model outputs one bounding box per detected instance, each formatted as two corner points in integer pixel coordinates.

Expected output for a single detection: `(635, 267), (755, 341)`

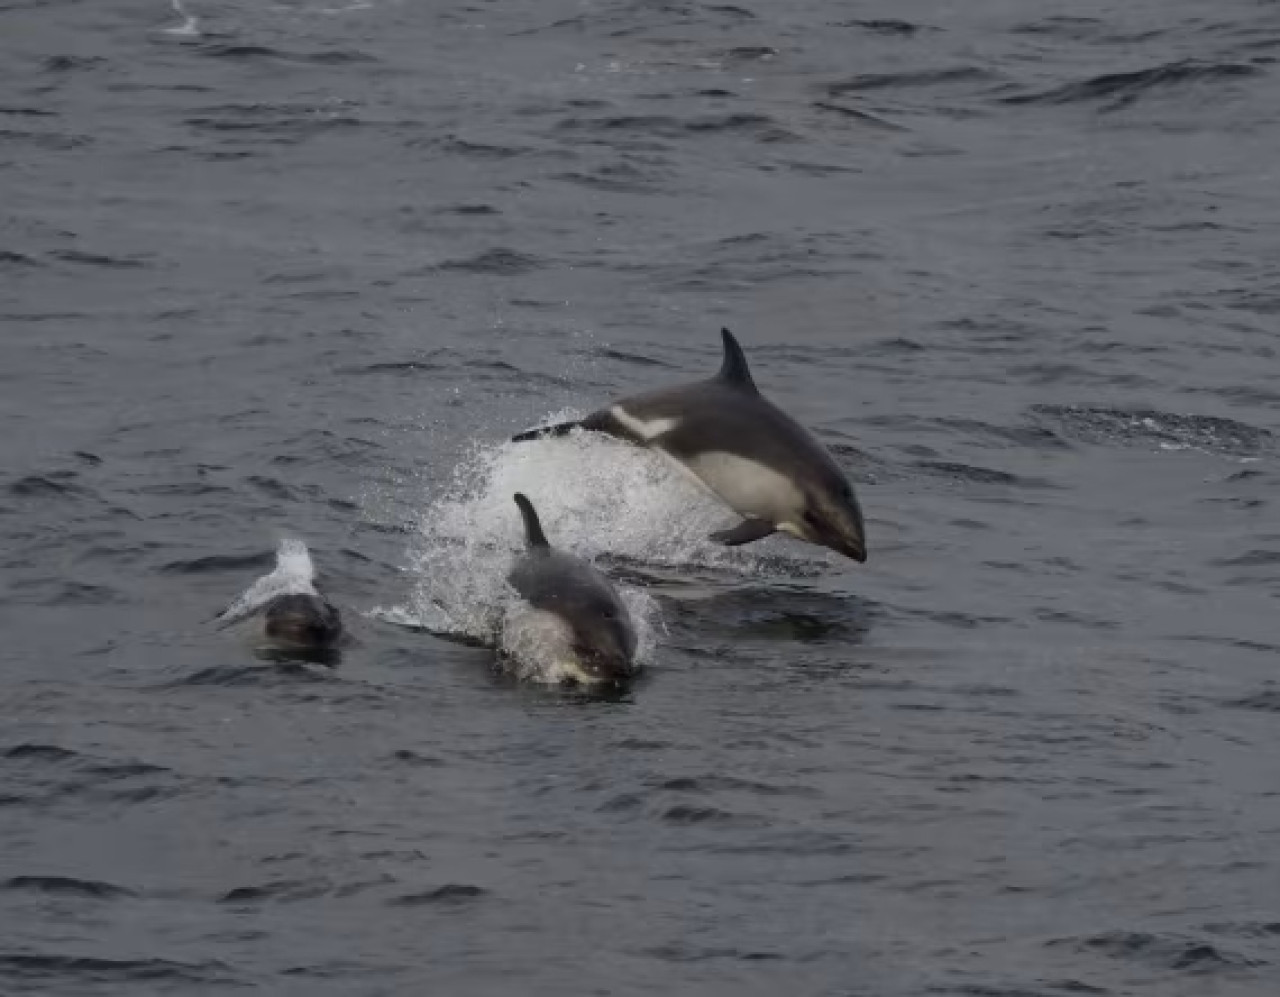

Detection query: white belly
(680, 450), (804, 523)
(611, 404), (804, 527)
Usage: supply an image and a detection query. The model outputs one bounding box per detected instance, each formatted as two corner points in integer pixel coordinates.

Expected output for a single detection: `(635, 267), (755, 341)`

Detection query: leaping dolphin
(513, 328), (867, 562)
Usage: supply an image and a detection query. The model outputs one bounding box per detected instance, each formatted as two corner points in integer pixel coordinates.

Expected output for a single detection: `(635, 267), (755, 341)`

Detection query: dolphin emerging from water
(513, 328), (867, 562)
(505, 493), (637, 686)
(214, 539), (342, 651)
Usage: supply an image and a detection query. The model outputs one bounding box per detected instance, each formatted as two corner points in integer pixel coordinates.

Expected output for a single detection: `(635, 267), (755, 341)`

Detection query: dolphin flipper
(709, 518), (776, 546)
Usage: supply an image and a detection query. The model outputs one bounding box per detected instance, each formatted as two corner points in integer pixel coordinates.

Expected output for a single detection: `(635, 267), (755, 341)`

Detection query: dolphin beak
(842, 538), (868, 564)
(828, 511), (867, 563)
(595, 658), (636, 686)
(574, 645), (635, 686)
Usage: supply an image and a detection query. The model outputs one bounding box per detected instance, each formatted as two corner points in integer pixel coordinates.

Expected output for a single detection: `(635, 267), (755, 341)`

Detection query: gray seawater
(2, 1), (1279, 994)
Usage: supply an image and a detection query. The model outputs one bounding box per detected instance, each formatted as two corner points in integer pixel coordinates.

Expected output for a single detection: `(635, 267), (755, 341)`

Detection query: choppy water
(3, 1), (1279, 993)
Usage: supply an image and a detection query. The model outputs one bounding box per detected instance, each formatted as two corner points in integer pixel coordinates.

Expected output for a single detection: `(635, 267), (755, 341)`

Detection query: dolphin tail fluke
(513, 493), (550, 549)
(511, 420), (583, 443)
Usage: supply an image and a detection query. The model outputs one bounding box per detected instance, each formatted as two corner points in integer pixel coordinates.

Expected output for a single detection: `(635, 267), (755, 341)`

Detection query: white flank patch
(610, 405), (680, 442)
(683, 451), (805, 523)
(215, 539), (318, 628)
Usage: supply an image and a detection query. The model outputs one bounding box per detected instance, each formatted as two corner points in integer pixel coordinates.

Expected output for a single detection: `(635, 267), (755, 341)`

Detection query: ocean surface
(2, 1), (1279, 994)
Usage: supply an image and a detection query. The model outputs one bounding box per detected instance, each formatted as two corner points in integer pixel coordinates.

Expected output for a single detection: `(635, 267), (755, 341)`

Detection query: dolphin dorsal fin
(513, 493), (550, 549)
(716, 327), (757, 392)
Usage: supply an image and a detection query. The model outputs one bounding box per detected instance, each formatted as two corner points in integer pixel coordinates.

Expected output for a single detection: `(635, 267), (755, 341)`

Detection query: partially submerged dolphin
(506, 493), (637, 686)
(513, 328), (867, 562)
(214, 539), (342, 651)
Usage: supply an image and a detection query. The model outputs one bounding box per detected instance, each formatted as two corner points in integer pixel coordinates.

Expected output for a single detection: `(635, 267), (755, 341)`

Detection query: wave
(437, 248), (546, 276)
(386, 884), (488, 906)
(1004, 61), (1261, 110)
(827, 67), (1001, 94)
(1031, 405), (1273, 456)
(195, 44), (376, 65)
(1, 875), (136, 899)
(1047, 929), (1267, 973)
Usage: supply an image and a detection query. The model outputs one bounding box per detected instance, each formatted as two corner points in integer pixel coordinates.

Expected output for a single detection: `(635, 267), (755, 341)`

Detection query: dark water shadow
(252, 644), (342, 669)
(664, 584), (875, 647)
(167, 659), (340, 688)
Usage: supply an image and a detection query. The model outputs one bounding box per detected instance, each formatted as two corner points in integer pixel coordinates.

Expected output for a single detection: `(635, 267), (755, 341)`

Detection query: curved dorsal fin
(716, 327), (757, 392)
(513, 493), (549, 549)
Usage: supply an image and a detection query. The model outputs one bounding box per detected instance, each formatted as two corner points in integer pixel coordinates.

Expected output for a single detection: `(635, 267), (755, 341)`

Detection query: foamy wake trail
(216, 539), (317, 628)
(388, 426), (824, 676)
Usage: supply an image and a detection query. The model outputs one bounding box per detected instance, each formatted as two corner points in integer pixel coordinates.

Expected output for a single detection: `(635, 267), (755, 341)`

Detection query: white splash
(498, 608), (590, 685)
(161, 0), (200, 37)
(216, 538), (318, 629)
(387, 425), (810, 682)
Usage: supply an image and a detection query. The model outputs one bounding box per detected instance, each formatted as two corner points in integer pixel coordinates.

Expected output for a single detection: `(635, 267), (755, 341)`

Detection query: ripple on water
(437, 248), (547, 276)
(1, 876), (137, 900)
(386, 884), (489, 906)
(1031, 405), (1273, 456)
(3, 742), (180, 810)
(194, 44), (377, 66)
(219, 879), (334, 904)
(1046, 929), (1269, 973)
(1003, 61), (1263, 111)
(0, 954), (242, 989)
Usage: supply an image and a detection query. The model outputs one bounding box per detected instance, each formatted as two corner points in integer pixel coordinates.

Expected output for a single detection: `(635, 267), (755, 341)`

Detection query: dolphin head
(263, 593), (343, 649)
(566, 596), (638, 685)
(798, 475), (868, 563)
(539, 580), (638, 686)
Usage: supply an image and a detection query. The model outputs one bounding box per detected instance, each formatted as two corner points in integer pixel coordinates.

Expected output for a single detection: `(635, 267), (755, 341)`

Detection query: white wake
(381, 425), (832, 681)
(216, 538), (319, 628)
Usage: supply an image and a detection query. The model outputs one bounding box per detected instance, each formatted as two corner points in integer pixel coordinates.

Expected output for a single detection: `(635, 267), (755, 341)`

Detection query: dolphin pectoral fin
(709, 518), (776, 546)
